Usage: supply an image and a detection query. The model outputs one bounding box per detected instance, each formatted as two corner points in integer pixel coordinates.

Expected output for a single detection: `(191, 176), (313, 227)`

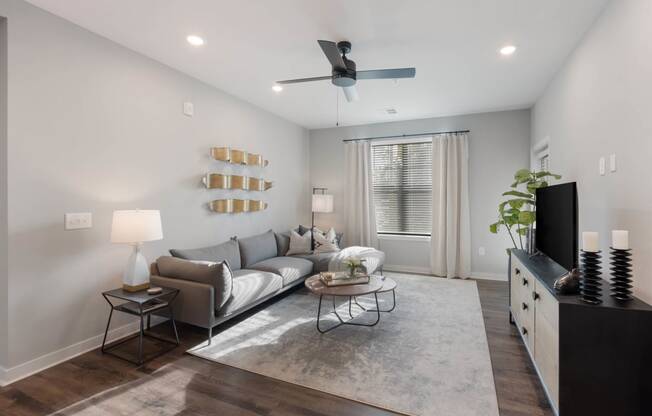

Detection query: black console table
(509, 249), (652, 416)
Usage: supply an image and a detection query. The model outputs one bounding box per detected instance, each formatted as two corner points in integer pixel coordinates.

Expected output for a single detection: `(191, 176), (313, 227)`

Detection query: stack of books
(319, 271), (370, 287)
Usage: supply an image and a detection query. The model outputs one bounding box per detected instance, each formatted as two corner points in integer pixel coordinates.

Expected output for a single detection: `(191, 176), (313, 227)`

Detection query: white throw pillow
(286, 230), (312, 255)
(314, 227), (340, 253)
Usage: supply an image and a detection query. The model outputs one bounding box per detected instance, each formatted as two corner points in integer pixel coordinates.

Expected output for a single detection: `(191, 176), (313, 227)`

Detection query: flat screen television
(535, 182), (578, 271)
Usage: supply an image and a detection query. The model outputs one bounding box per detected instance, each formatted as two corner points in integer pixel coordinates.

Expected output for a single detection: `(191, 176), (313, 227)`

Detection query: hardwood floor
(0, 279), (553, 416)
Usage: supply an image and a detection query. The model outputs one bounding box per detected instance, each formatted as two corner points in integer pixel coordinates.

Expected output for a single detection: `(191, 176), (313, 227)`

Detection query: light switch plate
(609, 154), (617, 172)
(599, 157), (606, 176)
(183, 102), (194, 117)
(478, 247), (486, 256)
(65, 212), (92, 230)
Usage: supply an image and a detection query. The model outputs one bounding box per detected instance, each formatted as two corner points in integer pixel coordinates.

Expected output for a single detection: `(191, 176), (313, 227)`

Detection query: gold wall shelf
(210, 147), (269, 167)
(209, 199), (268, 213)
(203, 173), (273, 191)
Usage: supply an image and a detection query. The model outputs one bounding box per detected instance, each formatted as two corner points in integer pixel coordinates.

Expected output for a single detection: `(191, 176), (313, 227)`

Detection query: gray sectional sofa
(150, 229), (376, 343)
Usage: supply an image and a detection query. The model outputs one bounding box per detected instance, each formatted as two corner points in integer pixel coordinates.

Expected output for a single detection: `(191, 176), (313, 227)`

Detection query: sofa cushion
(156, 256), (233, 310)
(275, 232), (291, 256)
(218, 269), (283, 317)
(314, 227), (340, 253)
(298, 225), (343, 247)
(292, 252), (339, 273)
(286, 230), (312, 255)
(249, 256), (313, 286)
(238, 230), (278, 268)
(170, 238), (241, 270)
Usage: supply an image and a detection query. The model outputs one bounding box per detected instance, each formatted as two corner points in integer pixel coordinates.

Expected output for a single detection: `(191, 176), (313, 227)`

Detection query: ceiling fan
(276, 40), (416, 102)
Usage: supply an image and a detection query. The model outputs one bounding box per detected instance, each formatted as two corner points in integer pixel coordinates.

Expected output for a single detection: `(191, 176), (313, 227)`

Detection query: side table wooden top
(305, 275), (384, 297)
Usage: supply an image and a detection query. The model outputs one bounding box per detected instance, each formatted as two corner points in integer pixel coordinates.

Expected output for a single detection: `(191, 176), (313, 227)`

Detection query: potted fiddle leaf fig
(490, 168), (561, 253)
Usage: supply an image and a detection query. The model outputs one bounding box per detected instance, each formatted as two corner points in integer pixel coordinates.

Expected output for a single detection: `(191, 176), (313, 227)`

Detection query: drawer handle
(522, 277), (528, 286)
(515, 268), (521, 275)
(522, 327), (528, 335)
(532, 291), (540, 301)
(522, 302), (528, 311)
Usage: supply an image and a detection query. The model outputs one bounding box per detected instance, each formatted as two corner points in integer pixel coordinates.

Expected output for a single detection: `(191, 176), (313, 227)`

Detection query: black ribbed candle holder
(580, 250), (602, 305)
(610, 247), (633, 301)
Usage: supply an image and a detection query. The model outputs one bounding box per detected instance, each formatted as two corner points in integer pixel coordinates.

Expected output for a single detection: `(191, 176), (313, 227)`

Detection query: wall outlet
(599, 157), (606, 176)
(65, 212), (92, 230)
(183, 102), (194, 117)
(478, 246), (486, 256)
(609, 154), (617, 172)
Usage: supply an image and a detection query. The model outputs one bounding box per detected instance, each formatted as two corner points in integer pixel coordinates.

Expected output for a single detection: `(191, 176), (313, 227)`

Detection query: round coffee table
(305, 275), (383, 333)
(353, 276), (397, 313)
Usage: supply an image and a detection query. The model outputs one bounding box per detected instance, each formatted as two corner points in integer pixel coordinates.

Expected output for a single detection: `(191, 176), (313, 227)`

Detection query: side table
(101, 286), (180, 365)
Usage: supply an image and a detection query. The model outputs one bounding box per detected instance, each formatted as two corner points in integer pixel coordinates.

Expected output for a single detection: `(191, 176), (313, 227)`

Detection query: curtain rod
(342, 129), (470, 143)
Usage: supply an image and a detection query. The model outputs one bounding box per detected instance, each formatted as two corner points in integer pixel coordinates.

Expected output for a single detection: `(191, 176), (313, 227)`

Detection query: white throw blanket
(328, 246), (385, 274)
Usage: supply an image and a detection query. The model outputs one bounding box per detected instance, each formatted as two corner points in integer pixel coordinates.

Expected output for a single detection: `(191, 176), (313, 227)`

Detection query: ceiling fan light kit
(276, 40), (416, 102)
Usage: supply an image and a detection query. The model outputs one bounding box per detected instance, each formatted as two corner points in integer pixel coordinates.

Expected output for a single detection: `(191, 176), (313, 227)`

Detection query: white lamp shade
(111, 210), (163, 244)
(312, 194), (334, 213)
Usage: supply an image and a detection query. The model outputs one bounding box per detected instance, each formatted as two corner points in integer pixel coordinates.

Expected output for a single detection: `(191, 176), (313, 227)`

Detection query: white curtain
(344, 141), (379, 248)
(431, 133), (471, 278)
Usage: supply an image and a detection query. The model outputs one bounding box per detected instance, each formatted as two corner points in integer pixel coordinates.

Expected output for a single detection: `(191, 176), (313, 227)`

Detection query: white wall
(531, 0), (652, 303)
(0, 16), (8, 371)
(309, 109), (531, 278)
(0, 0), (310, 381)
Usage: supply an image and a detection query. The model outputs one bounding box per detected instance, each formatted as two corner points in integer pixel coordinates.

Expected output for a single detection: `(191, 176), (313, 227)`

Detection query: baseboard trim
(383, 265), (506, 281)
(470, 272), (507, 282)
(382, 264), (432, 275)
(0, 316), (166, 387)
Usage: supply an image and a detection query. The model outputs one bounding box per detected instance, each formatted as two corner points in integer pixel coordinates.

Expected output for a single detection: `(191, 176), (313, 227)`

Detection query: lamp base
(123, 282), (150, 292)
(122, 244), (151, 292)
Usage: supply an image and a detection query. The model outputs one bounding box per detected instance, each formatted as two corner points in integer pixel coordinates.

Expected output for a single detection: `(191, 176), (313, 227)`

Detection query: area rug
(189, 273), (499, 416)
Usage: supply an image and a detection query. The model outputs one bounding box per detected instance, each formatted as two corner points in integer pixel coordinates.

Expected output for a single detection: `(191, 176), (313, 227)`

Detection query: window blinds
(371, 141), (432, 235)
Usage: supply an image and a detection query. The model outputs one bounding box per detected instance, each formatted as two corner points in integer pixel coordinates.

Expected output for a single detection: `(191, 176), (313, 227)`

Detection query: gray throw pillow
(170, 238), (241, 270)
(238, 229), (278, 267)
(156, 256), (233, 310)
(275, 232), (291, 256)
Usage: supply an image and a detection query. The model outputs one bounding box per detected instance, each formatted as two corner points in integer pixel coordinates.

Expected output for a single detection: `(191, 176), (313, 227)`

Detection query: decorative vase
(525, 225), (536, 255)
(580, 250), (602, 305)
(610, 247), (633, 301)
(348, 266), (356, 278)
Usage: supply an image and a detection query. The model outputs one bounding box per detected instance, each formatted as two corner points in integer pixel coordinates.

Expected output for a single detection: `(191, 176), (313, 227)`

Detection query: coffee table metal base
(353, 289), (396, 313)
(316, 293), (381, 334)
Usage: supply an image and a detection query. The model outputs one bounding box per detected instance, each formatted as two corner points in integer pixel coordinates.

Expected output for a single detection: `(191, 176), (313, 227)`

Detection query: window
(371, 140), (432, 236)
(533, 137), (550, 172)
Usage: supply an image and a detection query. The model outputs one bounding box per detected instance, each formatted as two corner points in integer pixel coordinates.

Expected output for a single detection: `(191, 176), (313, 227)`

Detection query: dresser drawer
(534, 280), (559, 408)
(511, 256), (535, 351)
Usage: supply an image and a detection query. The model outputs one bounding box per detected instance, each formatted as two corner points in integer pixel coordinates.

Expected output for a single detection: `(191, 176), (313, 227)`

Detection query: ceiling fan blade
(342, 86), (359, 102)
(318, 40), (346, 71)
(357, 68), (416, 80)
(276, 76), (331, 85)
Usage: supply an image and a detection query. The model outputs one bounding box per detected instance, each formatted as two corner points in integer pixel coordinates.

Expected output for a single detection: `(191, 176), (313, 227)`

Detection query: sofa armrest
(151, 275), (215, 329)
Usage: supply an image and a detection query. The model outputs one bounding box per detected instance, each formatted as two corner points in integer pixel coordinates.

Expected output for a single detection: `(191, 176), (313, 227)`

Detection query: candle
(612, 230), (629, 250)
(582, 232), (600, 252)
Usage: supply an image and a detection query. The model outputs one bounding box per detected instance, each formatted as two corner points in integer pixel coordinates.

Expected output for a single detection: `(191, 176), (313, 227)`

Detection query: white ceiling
(26, 0), (608, 129)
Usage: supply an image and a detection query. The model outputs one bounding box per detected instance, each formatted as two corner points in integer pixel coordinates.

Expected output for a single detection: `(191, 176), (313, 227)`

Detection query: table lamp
(311, 188), (334, 250)
(111, 210), (163, 292)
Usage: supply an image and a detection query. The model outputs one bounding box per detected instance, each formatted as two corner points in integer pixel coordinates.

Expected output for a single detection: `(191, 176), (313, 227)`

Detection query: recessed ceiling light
(187, 35), (205, 46)
(500, 45), (517, 56)
(272, 84), (283, 92)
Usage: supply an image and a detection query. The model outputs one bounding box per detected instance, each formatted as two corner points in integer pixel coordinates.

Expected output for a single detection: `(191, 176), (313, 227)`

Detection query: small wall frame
(203, 173), (273, 191)
(209, 199), (268, 213)
(210, 147), (269, 167)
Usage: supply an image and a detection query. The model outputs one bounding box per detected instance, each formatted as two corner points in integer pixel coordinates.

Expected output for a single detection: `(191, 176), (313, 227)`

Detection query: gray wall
(0, 16), (8, 370)
(532, 0), (652, 303)
(309, 109), (531, 278)
(0, 0), (309, 373)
